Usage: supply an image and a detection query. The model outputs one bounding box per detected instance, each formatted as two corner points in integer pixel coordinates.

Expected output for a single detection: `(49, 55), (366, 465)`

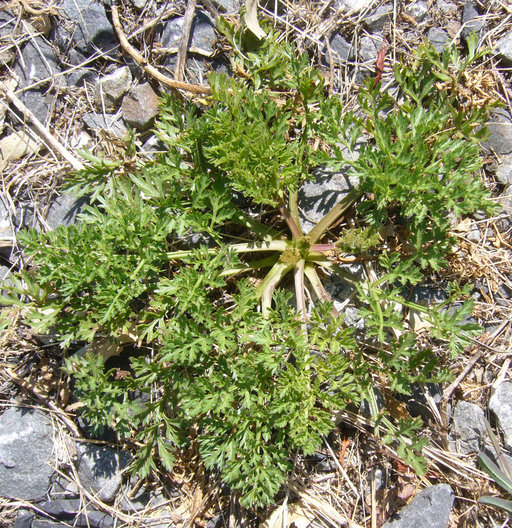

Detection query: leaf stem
(294, 259), (307, 320)
(167, 240), (291, 260)
(289, 190), (301, 233)
(307, 189), (361, 244)
(220, 255), (279, 277)
(257, 261), (294, 315)
(231, 206), (282, 240)
(278, 201), (303, 240)
(304, 264), (339, 318)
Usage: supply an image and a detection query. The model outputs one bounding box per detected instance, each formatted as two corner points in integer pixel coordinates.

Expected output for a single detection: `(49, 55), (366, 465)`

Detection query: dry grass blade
(0, 82), (83, 171)
(175, 0), (198, 83)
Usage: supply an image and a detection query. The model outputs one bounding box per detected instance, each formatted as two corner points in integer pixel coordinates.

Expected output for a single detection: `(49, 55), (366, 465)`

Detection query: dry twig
(111, 5), (211, 96)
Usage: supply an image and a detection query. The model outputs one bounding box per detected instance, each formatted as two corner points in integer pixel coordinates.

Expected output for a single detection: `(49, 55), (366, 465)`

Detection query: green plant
(5, 29), (497, 507)
(478, 421), (512, 514)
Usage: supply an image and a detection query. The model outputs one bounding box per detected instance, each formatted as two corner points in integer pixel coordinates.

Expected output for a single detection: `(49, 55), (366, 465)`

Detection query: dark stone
(82, 112), (128, 137)
(161, 11), (217, 54)
(400, 383), (442, 421)
(327, 34), (354, 64)
(496, 31), (512, 65)
(13, 36), (61, 124)
(0, 407), (55, 501)
(365, 4), (392, 32)
(482, 109), (512, 156)
(489, 382), (512, 451)
(39, 498), (81, 519)
(75, 509), (116, 528)
(15, 36), (61, 86)
(13, 513), (35, 528)
(76, 443), (131, 503)
(449, 401), (488, 454)
(122, 83), (160, 130)
(427, 27), (449, 53)
(63, 49), (99, 87)
(46, 194), (88, 230)
(0, 10), (18, 39)
(383, 484), (454, 528)
(462, 1), (485, 40)
(406, 285), (448, 306)
(55, 0), (117, 56)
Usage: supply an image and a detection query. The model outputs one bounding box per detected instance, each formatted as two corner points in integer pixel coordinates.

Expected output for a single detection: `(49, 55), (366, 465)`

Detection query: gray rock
(482, 109), (512, 155)
(82, 112), (127, 137)
(76, 443), (131, 503)
(32, 522), (69, 528)
(495, 156), (512, 186)
(122, 83), (160, 130)
(337, 0), (374, 13)
(407, 285), (448, 306)
(94, 67), (132, 112)
(46, 194), (87, 230)
(462, 1), (485, 40)
(15, 89), (54, 125)
(495, 194), (512, 232)
(427, 28), (449, 53)
(212, 0), (241, 13)
(365, 4), (392, 32)
(467, 222), (481, 243)
(49, 475), (80, 498)
(496, 31), (512, 65)
(39, 498), (81, 518)
(327, 34), (354, 64)
(14, 36), (61, 123)
(119, 487), (167, 512)
(0, 10), (18, 39)
(161, 11), (217, 54)
(449, 401), (488, 454)
(0, 407), (55, 500)
(1, 192), (84, 235)
(298, 168), (359, 233)
(65, 49), (98, 87)
(489, 382), (512, 451)
(75, 509), (116, 528)
(359, 34), (384, 64)
(437, 1), (458, 15)
(406, 1), (429, 22)
(15, 36), (61, 86)
(382, 484), (454, 528)
(56, 0), (117, 56)
(0, 196), (14, 244)
(399, 383), (442, 421)
(133, 0), (148, 10)
(13, 513), (35, 528)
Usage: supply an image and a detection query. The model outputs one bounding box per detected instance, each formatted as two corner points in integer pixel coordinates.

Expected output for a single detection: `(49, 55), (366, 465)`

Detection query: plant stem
(289, 190), (301, 233)
(307, 189), (361, 245)
(278, 201), (303, 240)
(220, 255), (279, 277)
(294, 259), (307, 320)
(304, 264), (339, 318)
(167, 240), (291, 260)
(231, 207), (282, 240)
(257, 261), (294, 315)
(311, 258), (360, 284)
